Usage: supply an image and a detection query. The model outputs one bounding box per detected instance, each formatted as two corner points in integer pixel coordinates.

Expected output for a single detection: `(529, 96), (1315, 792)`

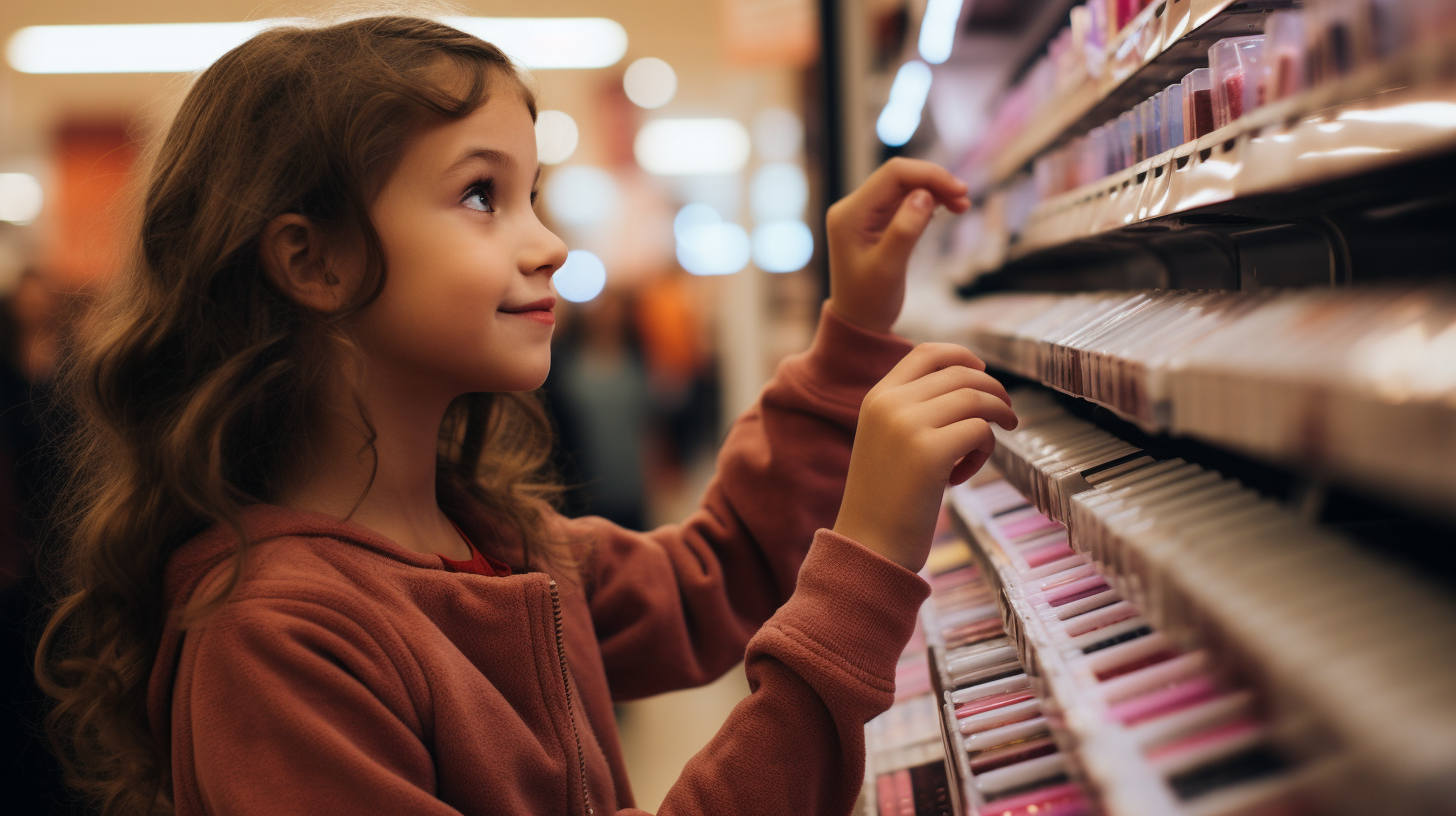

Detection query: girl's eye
(463, 179), (495, 213)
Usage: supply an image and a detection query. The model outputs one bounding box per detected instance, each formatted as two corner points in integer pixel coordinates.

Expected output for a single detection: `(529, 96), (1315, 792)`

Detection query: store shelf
(947, 483), (1183, 816)
(1010, 43), (1456, 263)
(938, 287), (1456, 522)
(972, 0), (1281, 194)
(977, 390), (1456, 816)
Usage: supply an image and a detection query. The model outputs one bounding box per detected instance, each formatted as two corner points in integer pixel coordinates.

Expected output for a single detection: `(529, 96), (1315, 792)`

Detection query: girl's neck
(279, 376), (470, 560)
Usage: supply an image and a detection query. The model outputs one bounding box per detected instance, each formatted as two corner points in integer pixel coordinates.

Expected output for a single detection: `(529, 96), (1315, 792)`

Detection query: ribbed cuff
(793, 303), (914, 411)
(775, 528), (931, 688)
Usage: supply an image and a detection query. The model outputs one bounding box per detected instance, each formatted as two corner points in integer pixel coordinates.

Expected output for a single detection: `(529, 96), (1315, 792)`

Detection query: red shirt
(438, 523), (513, 577)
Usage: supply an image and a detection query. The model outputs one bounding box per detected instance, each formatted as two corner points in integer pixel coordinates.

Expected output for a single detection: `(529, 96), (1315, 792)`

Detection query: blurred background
(0, 1), (863, 812)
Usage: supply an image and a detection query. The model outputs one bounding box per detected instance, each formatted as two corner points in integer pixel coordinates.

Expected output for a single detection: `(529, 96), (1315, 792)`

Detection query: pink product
(981, 782), (1089, 816)
(999, 512), (1065, 540)
(1182, 67), (1215, 141)
(1115, 0), (1140, 32)
(1265, 10), (1307, 101)
(1030, 574), (1111, 607)
(1107, 675), (1222, 724)
(1024, 539), (1077, 568)
(1209, 36), (1267, 130)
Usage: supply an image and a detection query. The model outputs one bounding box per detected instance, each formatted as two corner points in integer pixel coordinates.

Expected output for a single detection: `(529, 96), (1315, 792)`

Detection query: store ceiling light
(0, 174), (43, 225)
(635, 119), (750, 176)
(918, 0), (964, 64)
(6, 17), (627, 74)
(877, 61), (933, 147)
(443, 18), (627, 70)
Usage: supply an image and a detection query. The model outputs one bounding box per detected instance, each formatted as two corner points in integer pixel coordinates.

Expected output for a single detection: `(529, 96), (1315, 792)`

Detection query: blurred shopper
(550, 288), (651, 530)
(634, 268), (720, 491)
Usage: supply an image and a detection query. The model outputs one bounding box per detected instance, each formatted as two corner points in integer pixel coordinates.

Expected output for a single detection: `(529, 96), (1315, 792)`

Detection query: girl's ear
(259, 214), (351, 313)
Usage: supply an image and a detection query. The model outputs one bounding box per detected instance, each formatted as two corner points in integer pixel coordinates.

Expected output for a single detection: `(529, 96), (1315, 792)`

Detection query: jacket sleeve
(178, 597), (454, 816)
(576, 303), (914, 700)
(640, 529), (930, 816)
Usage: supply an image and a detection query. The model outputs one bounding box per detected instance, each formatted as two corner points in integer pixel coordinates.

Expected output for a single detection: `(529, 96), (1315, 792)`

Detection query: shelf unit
(836, 0), (1456, 814)
(863, 509), (1097, 816)
(961, 390), (1456, 816)
(945, 484), (1184, 816)
(933, 287), (1456, 522)
(971, 0), (1283, 194)
(982, 38), (1456, 275)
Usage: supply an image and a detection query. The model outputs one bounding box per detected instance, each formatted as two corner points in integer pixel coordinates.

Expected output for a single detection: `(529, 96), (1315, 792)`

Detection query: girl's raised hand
(833, 343), (1016, 573)
(826, 158), (971, 335)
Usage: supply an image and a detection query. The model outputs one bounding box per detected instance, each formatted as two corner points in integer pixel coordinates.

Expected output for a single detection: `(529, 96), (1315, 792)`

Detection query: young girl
(37, 16), (1015, 816)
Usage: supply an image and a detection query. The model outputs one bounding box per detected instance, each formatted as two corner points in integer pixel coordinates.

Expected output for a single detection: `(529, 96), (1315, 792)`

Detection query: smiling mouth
(500, 298), (556, 324)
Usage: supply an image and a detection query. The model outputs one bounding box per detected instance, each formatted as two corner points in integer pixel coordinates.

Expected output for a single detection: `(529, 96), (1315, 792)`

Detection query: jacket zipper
(549, 579), (595, 816)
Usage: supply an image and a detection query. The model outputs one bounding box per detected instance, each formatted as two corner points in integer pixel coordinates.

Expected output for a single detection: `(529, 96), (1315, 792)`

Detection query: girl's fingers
(878, 343), (986, 389)
(900, 364), (1013, 408)
(917, 386), (1019, 431)
(942, 417), (997, 469)
(858, 157), (970, 211)
(949, 449), (992, 486)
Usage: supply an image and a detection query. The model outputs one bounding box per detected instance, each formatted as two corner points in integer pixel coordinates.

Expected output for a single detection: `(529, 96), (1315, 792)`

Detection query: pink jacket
(147, 306), (931, 815)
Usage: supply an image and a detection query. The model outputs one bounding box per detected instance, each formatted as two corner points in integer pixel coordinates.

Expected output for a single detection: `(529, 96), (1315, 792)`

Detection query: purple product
(1161, 84), (1185, 149)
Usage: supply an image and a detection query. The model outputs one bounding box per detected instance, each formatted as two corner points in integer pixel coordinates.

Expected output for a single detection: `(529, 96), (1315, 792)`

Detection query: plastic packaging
(1209, 36), (1267, 130)
(1160, 83), (1185, 149)
(1265, 10), (1307, 102)
(1181, 68), (1215, 142)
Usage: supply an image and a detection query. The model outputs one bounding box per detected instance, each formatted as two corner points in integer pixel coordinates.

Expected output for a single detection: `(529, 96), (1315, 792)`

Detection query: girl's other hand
(825, 158), (971, 335)
(833, 343), (1016, 572)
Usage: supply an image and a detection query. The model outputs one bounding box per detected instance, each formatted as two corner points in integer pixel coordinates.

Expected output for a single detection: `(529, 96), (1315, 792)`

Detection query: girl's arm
(569, 301), (915, 699)
(578, 158), (983, 699)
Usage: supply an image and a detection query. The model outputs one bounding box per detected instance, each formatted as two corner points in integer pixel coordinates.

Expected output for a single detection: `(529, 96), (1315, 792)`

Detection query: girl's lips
(511, 309), (555, 326)
(500, 297), (556, 325)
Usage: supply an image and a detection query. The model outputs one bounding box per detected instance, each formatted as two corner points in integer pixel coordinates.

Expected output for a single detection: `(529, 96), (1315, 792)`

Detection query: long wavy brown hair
(35, 16), (569, 816)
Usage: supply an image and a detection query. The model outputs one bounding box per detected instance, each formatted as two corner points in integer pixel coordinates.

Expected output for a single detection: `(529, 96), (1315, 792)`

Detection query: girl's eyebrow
(443, 147), (541, 184)
(443, 147), (509, 176)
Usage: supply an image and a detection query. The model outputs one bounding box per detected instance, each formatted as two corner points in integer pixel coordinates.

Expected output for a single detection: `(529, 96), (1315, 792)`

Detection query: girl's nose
(526, 220), (569, 277)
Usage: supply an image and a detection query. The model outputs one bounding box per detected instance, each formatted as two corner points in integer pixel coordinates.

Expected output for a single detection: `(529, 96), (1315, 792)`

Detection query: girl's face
(353, 87), (568, 400)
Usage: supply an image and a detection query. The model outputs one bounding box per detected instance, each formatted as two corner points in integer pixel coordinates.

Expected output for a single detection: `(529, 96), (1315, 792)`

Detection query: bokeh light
(554, 250), (607, 303)
(0, 173), (43, 224)
(544, 165), (619, 227)
(635, 118), (750, 176)
(623, 57), (677, 109)
(918, 0), (965, 65)
(536, 110), (579, 165)
(751, 220), (814, 273)
(876, 61), (933, 147)
(674, 202), (722, 241)
(677, 221), (750, 276)
(750, 163), (808, 222)
(753, 107), (804, 162)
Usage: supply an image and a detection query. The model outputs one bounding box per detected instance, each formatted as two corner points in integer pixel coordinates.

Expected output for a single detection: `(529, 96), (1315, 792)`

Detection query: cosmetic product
(1209, 36), (1267, 129)
(1182, 68), (1214, 141)
(1161, 83), (1185, 149)
(1265, 10), (1307, 101)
